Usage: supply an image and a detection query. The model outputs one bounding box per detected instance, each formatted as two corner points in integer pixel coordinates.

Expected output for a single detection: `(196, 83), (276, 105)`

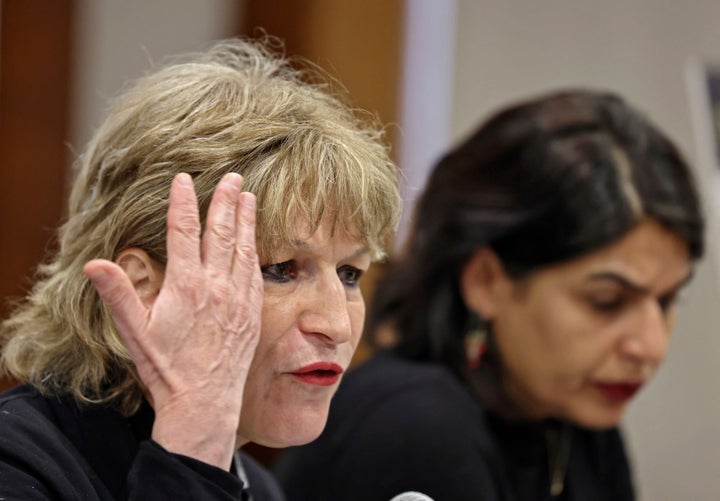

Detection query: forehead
(535, 219), (691, 290)
(259, 216), (366, 262)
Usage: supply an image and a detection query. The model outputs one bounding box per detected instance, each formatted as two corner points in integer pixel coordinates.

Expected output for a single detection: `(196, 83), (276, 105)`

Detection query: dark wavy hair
(367, 89), (704, 400)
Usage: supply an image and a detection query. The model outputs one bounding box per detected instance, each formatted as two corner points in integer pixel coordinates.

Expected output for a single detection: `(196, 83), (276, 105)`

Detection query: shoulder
(0, 384), (62, 444)
(566, 425), (635, 500)
(0, 382), (48, 409)
(335, 351), (482, 425)
(275, 352), (503, 501)
(0, 384), (109, 499)
(572, 425), (630, 464)
(323, 351), (489, 450)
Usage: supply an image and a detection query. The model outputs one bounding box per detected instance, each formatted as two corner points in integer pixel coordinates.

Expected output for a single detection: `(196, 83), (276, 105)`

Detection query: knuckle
(101, 285), (128, 308)
(234, 242), (258, 263)
(168, 213), (199, 237)
(209, 222), (235, 247)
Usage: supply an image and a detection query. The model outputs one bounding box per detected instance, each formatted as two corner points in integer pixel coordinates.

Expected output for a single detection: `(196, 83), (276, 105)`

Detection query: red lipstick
(291, 362), (343, 386)
(594, 382), (642, 403)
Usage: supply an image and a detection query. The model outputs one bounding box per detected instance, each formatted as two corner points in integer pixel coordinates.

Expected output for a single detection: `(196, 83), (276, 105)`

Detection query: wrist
(151, 400), (240, 470)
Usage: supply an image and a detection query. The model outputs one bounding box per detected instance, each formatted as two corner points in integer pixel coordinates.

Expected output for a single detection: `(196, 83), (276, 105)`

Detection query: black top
(274, 351), (635, 501)
(0, 383), (285, 500)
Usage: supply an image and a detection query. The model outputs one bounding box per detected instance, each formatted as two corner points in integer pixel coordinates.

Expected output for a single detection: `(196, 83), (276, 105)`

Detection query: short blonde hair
(1, 37), (401, 414)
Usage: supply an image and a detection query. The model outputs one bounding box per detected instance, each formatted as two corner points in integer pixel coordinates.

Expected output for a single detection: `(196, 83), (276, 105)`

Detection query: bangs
(245, 127), (397, 262)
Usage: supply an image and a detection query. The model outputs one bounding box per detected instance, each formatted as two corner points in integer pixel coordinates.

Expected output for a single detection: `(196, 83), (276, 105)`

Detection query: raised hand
(84, 173), (263, 469)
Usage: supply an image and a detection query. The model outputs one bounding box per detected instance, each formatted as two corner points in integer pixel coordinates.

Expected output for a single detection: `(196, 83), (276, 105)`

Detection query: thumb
(84, 259), (148, 351)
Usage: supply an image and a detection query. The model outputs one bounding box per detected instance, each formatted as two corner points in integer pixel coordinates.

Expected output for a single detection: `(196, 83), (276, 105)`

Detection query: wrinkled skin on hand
(84, 173), (263, 470)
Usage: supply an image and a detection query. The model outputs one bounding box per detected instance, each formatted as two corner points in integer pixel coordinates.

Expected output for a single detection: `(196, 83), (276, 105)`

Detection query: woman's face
(463, 219), (691, 428)
(235, 218), (370, 447)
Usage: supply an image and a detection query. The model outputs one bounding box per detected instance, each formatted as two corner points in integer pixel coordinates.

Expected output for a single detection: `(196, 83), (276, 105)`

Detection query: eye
(590, 299), (624, 313)
(657, 291), (679, 313)
(338, 265), (364, 287)
(261, 260), (298, 283)
(587, 292), (626, 313)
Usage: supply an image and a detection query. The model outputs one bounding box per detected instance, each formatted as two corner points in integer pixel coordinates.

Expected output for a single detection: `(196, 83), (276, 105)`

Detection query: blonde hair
(1, 37), (400, 414)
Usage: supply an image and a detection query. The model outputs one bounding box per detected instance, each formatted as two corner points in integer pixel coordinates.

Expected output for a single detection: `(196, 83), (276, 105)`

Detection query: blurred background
(1, 1), (719, 499)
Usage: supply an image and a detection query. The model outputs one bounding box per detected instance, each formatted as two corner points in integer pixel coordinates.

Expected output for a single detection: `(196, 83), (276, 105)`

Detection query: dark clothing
(0, 384), (285, 500)
(275, 351), (635, 501)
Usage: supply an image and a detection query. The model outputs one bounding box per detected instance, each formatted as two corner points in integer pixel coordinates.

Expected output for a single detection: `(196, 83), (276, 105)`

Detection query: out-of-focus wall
(71, 0), (241, 154)
(448, 2), (720, 499)
(0, 1), (74, 383)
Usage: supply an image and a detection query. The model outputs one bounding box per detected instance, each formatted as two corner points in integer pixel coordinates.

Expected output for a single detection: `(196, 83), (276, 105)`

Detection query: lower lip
(291, 372), (340, 386)
(594, 383), (641, 403)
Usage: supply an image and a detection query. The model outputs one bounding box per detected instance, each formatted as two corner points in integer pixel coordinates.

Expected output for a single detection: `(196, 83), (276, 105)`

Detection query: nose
(619, 299), (671, 366)
(297, 272), (353, 345)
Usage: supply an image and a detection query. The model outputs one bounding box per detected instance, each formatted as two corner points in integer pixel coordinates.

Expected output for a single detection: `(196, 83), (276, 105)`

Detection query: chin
(563, 404), (626, 430)
(247, 407), (330, 448)
(261, 425), (326, 449)
(283, 427), (325, 447)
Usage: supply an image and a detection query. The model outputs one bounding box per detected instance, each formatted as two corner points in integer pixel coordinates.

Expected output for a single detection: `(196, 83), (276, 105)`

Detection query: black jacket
(275, 351), (635, 501)
(0, 384), (285, 500)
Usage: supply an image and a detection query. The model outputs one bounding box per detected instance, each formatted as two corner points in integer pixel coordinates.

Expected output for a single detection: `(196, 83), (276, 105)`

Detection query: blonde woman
(0, 37), (400, 500)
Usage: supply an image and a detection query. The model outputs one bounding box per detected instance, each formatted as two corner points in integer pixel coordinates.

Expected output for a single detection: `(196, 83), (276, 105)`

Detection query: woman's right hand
(84, 173), (263, 470)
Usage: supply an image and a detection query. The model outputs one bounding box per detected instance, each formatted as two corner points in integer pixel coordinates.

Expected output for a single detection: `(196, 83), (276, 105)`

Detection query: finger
(165, 173), (202, 279)
(201, 173), (244, 273)
(232, 191), (260, 291)
(83, 259), (148, 358)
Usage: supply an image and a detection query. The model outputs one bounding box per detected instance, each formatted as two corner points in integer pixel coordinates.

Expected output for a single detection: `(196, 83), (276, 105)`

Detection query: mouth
(290, 362), (344, 386)
(594, 382), (643, 403)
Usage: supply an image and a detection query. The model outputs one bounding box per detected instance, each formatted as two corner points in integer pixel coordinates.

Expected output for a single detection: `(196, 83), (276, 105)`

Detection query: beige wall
(71, 0), (241, 153)
(448, 1), (720, 499)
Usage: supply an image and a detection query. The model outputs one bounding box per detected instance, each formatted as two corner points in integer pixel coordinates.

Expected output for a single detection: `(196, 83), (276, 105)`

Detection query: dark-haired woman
(274, 89), (704, 501)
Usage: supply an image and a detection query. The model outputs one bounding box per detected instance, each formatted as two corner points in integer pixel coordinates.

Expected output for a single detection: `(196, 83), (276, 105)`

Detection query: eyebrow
(347, 246), (371, 260)
(286, 240), (370, 260)
(586, 270), (695, 295)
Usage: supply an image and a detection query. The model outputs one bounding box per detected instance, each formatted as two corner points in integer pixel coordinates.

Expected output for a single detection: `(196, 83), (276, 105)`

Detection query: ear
(114, 248), (165, 308)
(459, 247), (510, 321)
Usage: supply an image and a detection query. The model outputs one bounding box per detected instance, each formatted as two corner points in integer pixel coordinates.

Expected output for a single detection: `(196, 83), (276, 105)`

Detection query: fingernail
(225, 172), (243, 188)
(86, 268), (108, 285)
(241, 193), (256, 214)
(176, 173), (192, 186)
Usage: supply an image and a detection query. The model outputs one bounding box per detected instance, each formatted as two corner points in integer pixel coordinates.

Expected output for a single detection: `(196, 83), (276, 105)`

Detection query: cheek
(348, 300), (365, 347)
(259, 286), (303, 339)
(247, 297), (297, 376)
(496, 297), (612, 379)
(665, 307), (679, 337)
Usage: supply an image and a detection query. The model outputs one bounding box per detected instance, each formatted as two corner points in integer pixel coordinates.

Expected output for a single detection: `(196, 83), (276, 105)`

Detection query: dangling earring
(464, 313), (488, 370)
